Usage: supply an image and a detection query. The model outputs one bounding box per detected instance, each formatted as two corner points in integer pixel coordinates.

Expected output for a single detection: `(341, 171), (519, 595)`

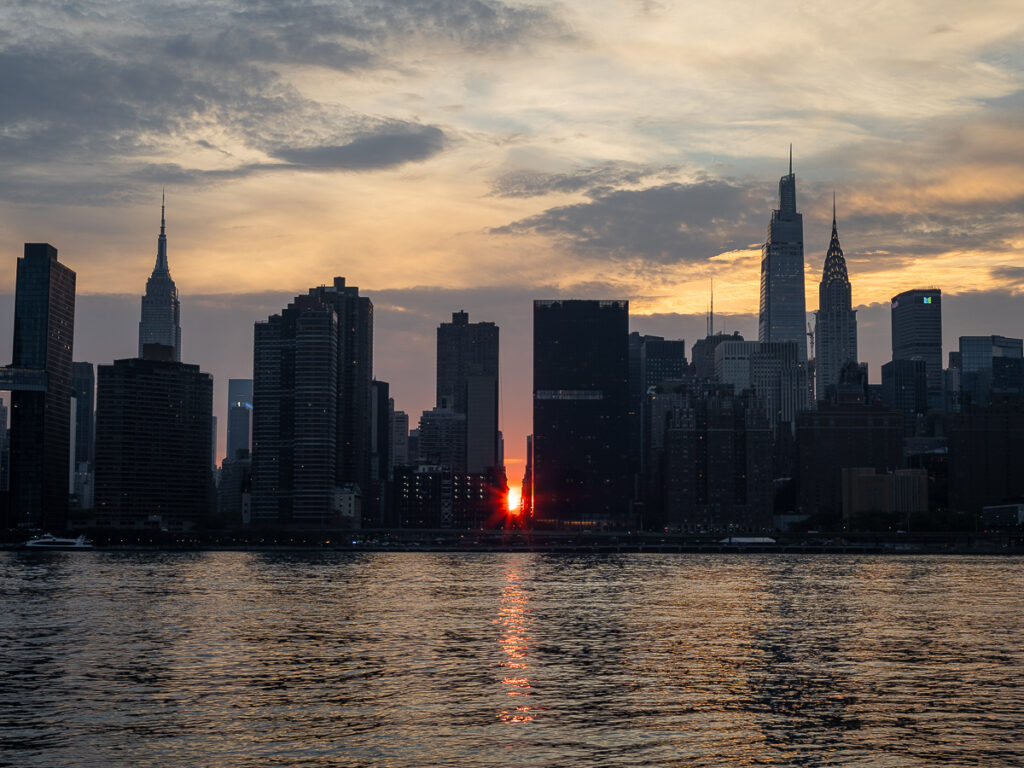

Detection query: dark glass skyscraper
(891, 288), (941, 406)
(759, 149), (807, 361)
(138, 193), (182, 361)
(251, 278), (372, 527)
(6, 243), (76, 530)
(226, 378), (253, 460)
(814, 198), (857, 400)
(533, 299), (631, 527)
(958, 335), (1023, 409)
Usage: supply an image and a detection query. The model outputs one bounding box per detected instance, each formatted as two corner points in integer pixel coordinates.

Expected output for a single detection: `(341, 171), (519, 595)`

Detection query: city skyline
(1, 0), (1023, 475)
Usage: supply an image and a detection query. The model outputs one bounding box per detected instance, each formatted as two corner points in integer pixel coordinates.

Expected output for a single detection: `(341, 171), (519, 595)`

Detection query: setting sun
(507, 486), (522, 515)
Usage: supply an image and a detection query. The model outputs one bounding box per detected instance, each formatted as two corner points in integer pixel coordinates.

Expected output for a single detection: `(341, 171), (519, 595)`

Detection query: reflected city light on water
(496, 563), (536, 723)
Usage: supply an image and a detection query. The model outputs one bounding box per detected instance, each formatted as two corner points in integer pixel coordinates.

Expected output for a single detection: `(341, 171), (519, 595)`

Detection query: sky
(1, 0), (1023, 479)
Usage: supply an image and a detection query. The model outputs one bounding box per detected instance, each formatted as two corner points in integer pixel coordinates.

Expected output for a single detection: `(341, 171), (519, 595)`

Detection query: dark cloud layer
(272, 125), (446, 170)
(492, 179), (771, 262)
(490, 162), (676, 198)
(0, 0), (564, 203)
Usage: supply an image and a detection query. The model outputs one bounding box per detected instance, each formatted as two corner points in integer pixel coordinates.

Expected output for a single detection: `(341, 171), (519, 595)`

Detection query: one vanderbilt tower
(138, 191), (182, 361)
(758, 147), (807, 361)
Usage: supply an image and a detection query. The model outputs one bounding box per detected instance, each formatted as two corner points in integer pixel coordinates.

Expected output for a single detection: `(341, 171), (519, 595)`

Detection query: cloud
(271, 125), (446, 170)
(492, 179), (771, 263)
(989, 265), (1024, 289)
(0, 0), (568, 203)
(490, 162), (676, 198)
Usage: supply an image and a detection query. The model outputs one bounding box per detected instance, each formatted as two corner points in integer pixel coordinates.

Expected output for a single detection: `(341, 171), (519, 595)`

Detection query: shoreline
(4, 541), (1023, 555)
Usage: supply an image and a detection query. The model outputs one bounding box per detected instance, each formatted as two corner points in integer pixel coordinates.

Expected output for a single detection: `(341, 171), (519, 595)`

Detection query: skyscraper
(251, 277), (372, 527)
(759, 148), (807, 361)
(95, 345), (213, 530)
(71, 362), (95, 467)
(436, 311), (500, 473)
(814, 196), (857, 400)
(390, 405), (409, 468)
(891, 288), (941, 407)
(71, 361), (95, 508)
(369, 379), (391, 526)
(958, 335), (1023, 409)
(138, 192), (182, 361)
(3, 244), (76, 530)
(226, 378), (253, 460)
(533, 299), (631, 526)
(0, 398), (9, 493)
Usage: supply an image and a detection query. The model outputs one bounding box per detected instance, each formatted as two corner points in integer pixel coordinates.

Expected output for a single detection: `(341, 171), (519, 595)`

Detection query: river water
(1, 552), (1021, 767)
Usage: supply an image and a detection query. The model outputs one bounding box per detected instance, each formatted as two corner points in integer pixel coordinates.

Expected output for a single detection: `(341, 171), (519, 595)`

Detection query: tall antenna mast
(709, 278), (714, 337)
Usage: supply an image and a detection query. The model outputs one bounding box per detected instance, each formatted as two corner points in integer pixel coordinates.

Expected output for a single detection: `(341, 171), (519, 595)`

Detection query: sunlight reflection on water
(1, 552), (1022, 767)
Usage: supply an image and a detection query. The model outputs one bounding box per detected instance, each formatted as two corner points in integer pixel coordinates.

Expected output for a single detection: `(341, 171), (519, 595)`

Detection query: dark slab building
(647, 384), (772, 533)
(795, 402), (903, 523)
(533, 299), (631, 527)
(94, 345), (213, 530)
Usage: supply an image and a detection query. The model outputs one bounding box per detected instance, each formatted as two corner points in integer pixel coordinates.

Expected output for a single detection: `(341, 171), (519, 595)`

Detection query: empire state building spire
(156, 188), (168, 271)
(138, 191), (182, 361)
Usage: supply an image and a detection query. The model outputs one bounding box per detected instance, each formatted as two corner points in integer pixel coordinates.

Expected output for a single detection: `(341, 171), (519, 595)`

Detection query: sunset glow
(1, 0), (1022, 470)
(507, 487), (522, 515)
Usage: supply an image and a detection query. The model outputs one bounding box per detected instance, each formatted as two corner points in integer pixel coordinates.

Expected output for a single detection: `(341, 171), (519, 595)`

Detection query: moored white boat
(24, 534), (94, 550)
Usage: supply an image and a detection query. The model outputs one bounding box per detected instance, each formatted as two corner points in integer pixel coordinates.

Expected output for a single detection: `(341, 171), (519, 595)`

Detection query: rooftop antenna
(709, 278), (714, 337)
(789, 144), (793, 176)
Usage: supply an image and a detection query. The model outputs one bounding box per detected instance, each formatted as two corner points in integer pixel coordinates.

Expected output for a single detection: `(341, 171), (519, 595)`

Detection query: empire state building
(138, 193), (181, 361)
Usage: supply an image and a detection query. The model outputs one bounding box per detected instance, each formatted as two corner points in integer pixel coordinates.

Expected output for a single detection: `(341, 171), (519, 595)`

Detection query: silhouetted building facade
(948, 403), (1024, 519)
(436, 311), (500, 474)
(71, 362), (94, 468)
(715, 340), (809, 433)
(95, 346), (213, 530)
(369, 379), (391, 526)
(251, 278), (373, 528)
(226, 378), (253, 460)
(521, 434), (534, 520)
(0, 399), (8, 494)
(891, 288), (941, 407)
(394, 464), (507, 530)
(533, 300), (631, 526)
(759, 149), (807, 361)
(692, 332), (743, 381)
(71, 361), (95, 509)
(647, 384), (772, 532)
(418, 405), (466, 469)
(630, 333), (688, 479)
(4, 243), (76, 530)
(390, 405), (409, 468)
(958, 335), (1023, 411)
(218, 450), (252, 526)
(138, 194), (182, 361)
(841, 468), (928, 526)
(815, 199), (857, 400)
(881, 358), (927, 437)
(795, 402), (903, 523)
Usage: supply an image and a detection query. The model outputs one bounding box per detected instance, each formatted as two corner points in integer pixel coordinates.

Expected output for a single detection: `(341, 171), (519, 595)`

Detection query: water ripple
(1, 553), (1022, 767)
